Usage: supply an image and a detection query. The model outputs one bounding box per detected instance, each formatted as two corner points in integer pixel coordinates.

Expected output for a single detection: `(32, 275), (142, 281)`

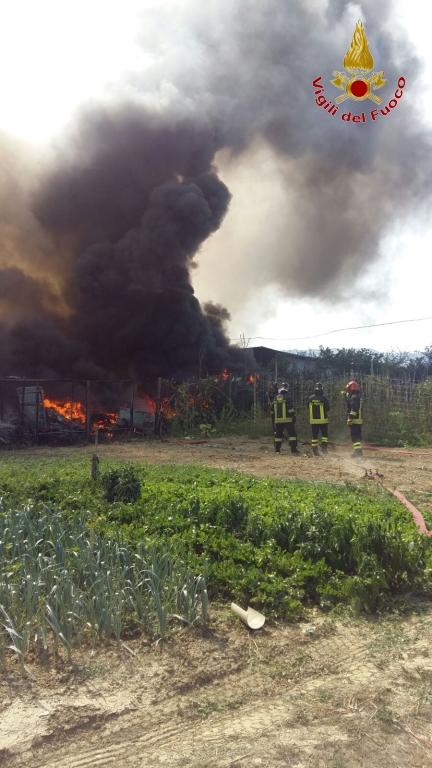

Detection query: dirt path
(10, 435), (432, 499)
(1, 607), (432, 767)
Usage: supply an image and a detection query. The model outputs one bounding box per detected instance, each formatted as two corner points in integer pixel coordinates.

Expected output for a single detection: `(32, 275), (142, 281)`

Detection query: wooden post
(85, 380), (90, 439)
(91, 427), (99, 480)
(35, 388), (40, 443)
(154, 376), (162, 433)
(91, 453), (99, 480)
(130, 381), (135, 434)
(253, 376), (257, 422)
(20, 382), (26, 427)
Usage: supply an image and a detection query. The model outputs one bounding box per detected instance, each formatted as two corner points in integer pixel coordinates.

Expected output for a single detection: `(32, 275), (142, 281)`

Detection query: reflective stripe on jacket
(308, 396), (329, 425)
(273, 395), (294, 424)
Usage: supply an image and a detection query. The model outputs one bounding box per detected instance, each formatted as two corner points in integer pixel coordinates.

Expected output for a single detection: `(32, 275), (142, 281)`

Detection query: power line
(230, 315), (432, 344)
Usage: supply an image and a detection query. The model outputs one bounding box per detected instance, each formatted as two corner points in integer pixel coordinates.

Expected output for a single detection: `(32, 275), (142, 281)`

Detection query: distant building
(250, 346), (323, 377)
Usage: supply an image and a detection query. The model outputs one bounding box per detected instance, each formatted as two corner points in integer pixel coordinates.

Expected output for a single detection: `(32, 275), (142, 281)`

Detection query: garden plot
(1, 442), (432, 766)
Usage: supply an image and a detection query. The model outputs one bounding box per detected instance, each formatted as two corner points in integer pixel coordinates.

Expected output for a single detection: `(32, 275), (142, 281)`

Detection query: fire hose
(329, 442), (432, 457)
(364, 470), (432, 537)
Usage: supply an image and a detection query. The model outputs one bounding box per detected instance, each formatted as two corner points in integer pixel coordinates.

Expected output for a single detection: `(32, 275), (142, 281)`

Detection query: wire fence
(159, 373), (432, 445)
(1, 372), (431, 446)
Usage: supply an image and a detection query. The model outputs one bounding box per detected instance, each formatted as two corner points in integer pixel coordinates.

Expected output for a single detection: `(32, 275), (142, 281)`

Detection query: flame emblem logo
(330, 21), (386, 104)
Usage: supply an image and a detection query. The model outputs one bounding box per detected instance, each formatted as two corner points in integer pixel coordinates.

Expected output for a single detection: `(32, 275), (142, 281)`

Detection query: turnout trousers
(274, 422), (298, 453)
(311, 423), (328, 454)
(349, 423), (363, 456)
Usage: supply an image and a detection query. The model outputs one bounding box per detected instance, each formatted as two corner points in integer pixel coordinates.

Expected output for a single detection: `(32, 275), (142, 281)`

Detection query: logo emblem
(330, 21), (387, 105)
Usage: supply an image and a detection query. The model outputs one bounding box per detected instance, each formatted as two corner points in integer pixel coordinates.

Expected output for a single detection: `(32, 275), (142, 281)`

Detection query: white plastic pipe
(231, 602), (265, 629)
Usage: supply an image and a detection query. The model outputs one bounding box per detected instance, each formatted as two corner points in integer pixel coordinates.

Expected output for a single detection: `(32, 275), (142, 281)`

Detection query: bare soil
(1, 607), (432, 767)
(13, 434), (432, 501)
(1, 436), (432, 766)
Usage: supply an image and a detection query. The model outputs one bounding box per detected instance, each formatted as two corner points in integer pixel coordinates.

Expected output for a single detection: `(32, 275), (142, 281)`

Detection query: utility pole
(239, 333), (250, 349)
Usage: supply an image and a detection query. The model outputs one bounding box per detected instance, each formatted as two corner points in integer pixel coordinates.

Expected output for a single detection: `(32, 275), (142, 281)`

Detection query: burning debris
(0, 379), (157, 445)
(43, 397), (86, 423)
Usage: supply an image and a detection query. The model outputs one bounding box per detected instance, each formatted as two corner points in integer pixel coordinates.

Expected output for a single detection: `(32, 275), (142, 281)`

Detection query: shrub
(101, 465), (141, 503)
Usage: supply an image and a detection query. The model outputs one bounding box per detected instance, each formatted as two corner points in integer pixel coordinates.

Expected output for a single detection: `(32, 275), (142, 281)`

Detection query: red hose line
(364, 444), (431, 456)
(162, 439), (209, 445)
(330, 442), (431, 457)
(386, 487), (432, 537)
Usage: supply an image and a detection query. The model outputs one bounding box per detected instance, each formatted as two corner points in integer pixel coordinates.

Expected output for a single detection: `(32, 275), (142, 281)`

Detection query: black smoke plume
(0, 0), (428, 379)
(0, 109), (246, 379)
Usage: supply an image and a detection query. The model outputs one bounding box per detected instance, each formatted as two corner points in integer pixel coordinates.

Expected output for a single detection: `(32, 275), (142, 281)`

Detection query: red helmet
(346, 380), (359, 392)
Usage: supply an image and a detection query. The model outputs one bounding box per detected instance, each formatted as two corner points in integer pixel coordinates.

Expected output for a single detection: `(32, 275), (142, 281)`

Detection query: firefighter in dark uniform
(345, 380), (363, 457)
(273, 384), (301, 454)
(308, 382), (330, 456)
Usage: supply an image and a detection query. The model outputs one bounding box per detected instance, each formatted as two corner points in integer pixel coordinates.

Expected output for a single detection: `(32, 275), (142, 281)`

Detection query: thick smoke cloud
(0, 107), (244, 378)
(132, 0), (427, 298)
(0, 0), (429, 379)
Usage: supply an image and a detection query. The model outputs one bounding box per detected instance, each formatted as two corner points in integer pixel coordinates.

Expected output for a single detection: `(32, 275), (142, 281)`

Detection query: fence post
(253, 376), (257, 422)
(154, 376), (162, 433)
(35, 388), (39, 443)
(85, 380), (90, 440)
(20, 381), (26, 428)
(91, 427), (100, 480)
(130, 381), (135, 434)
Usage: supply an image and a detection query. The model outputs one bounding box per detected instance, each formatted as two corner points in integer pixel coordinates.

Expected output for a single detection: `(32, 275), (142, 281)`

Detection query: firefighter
(345, 380), (363, 458)
(308, 382), (330, 456)
(273, 383), (301, 454)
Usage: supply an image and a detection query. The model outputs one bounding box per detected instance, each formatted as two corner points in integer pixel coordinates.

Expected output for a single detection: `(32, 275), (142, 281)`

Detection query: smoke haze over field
(0, 0), (429, 376)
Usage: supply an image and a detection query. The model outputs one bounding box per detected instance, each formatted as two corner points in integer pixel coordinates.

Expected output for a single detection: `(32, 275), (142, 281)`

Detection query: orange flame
(44, 397), (117, 430)
(92, 412), (117, 429)
(160, 396), (176, 419)
(136, 393), (156, 412)
(44, 398), (86, 422)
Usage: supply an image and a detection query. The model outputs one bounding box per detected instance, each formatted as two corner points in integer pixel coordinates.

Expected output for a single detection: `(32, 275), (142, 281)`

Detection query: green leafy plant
(199, 423), (216, 437)
(101, 465), (142, 503)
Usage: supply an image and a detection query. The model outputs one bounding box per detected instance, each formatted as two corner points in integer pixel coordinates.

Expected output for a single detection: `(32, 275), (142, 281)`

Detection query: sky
(1, 0), (431, 354)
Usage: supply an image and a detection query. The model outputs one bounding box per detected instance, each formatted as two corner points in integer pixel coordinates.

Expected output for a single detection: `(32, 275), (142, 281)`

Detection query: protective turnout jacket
(308, 394), (330, 425)
(273, 393), (295, 424)
(346, 391), (363, 424)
